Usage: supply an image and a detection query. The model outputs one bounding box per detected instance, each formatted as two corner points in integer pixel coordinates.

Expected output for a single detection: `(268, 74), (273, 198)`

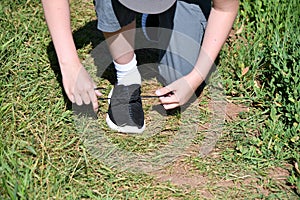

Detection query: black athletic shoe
(106, 84), (145, 134)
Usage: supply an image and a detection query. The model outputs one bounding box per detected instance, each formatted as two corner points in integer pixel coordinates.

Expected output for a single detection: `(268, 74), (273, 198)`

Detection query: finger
(65, 89), (75, 103)
(93, 83), (102, 97)
(88, 89), (99, 112)
(74, 94), (83, 106)
(163, 103), (179, 110)
(94, 89), (102, 97)
(68, 93), (76, 103)
(159, 94), (179, 104)
(81, 92), (91, 105)
(155, 86), (172, 96)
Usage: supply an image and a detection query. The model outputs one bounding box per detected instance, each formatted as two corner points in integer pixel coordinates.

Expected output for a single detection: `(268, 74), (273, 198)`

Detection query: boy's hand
(155, 75), (201, 110)
(61, 63), (102, 112)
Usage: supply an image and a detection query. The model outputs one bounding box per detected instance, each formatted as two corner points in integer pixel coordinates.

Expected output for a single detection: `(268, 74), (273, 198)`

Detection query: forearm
(189, 0), (239, 87)
(42, 0), (80, 68)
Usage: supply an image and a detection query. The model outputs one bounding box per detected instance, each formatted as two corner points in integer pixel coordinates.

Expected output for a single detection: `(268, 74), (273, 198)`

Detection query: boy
(42, 0), (239, 133)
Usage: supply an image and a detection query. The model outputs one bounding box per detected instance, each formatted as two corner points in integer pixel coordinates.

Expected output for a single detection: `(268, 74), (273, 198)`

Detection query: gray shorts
(95, 0), (211, 84)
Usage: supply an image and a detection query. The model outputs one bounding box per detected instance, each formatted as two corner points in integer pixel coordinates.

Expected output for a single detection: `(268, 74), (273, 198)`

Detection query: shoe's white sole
(106, 114), (145, 134)
(106, 87), (146, 134)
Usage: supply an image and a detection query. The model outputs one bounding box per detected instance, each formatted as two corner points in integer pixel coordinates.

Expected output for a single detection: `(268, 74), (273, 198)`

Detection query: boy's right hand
(61, 62), (102, 112)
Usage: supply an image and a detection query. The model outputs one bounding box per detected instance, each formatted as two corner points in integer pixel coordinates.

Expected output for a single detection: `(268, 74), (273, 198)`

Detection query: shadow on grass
(46, 20), (111, 118)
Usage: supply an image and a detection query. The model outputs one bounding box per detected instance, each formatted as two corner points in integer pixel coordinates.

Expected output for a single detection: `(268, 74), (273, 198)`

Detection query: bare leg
(102, 20), (141, 86)
(103, 20), (136, 64)
(103, 20), (145, 133)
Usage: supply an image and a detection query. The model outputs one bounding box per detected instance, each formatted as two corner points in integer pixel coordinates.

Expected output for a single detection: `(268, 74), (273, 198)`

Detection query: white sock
(113, 54), (141, 86)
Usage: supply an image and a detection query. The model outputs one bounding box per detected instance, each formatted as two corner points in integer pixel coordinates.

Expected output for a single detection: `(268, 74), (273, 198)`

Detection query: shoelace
(94, 87), (174, 100)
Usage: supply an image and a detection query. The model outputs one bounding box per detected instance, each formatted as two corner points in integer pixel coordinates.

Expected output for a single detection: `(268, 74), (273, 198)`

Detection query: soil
(148, 99), (290, 198)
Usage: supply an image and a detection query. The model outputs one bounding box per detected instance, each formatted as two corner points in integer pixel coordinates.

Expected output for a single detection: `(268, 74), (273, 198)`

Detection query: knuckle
(77, 88), (84, 94)
(87, 84), (94, 90)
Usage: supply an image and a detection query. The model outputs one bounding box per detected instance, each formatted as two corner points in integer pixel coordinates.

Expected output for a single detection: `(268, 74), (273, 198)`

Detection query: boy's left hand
(155, 75), (199, 110)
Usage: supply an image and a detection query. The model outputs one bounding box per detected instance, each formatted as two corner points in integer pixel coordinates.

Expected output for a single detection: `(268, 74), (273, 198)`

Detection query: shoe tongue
(113, 84), (141, 103)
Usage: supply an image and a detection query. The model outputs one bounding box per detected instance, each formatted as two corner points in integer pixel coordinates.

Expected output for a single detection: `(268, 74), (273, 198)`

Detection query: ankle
(114, 54), (141, 85)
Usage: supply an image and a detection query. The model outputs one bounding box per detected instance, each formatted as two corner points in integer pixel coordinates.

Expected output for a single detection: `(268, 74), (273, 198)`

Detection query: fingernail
(155, 90), (161, 95)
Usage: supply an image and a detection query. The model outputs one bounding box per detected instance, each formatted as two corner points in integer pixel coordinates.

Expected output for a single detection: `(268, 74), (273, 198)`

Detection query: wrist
(59, 59), (82, 76)
(54, 42), (81, 70)
(186, 70), (205, 91)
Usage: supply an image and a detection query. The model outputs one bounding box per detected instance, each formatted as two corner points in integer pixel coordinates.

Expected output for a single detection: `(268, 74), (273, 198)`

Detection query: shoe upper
(108, 84), (144, 129)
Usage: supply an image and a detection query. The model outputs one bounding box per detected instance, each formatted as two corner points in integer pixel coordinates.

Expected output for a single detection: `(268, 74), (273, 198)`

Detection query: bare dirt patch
(225, 101), (249, 121)
(139, 78), (294, 198)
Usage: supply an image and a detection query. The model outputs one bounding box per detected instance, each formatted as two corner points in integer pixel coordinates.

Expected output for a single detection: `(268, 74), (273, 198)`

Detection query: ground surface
(1, 0), (299, 199)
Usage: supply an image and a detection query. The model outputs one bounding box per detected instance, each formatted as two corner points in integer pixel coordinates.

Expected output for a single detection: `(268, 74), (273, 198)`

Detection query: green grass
(1, 0), (299, 199)
(218, 0), (300, 194)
